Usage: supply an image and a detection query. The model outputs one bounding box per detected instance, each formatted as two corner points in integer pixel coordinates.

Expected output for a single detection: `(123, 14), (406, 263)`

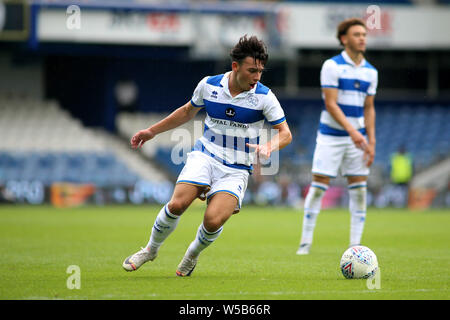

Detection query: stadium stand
(292, 101), (442, 175)
(0, 97), (168, 187)
(280, 102), (450, 173)
(1, 0), (447, 207)
(116, 111), (204, 177)
(115, 101), (450, 184)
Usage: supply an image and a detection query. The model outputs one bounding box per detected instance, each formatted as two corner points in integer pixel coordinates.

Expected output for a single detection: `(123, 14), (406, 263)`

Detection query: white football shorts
(176, 151), (249, 213)
(311, 133), (370, 178)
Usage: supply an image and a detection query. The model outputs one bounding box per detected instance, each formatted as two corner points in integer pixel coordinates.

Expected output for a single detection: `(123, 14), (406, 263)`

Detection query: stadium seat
(278, 100), (450, 177)
(0, 98), (168, 187)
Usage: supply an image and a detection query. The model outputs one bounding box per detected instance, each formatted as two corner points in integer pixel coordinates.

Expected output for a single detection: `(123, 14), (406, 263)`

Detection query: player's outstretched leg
(123, 184), (202, 272)
(176, 223), (223, 277)
(297, 182), (328, 255)
(122, 204), (180, 271)
(176, 192), (235, 277)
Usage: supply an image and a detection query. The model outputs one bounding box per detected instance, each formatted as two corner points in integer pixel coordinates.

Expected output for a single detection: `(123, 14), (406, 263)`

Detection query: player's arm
(363, 95), (376, 167)
(247, 121), (292, 159)
(130, 101), (201, 149)
(323, 87), (368, 150)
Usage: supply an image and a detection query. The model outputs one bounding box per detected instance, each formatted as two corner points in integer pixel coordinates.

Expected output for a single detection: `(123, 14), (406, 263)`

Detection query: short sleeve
(263, 91), (286, 126)
(320, 59), (339, 88)
(367, 70), (378, 96)
(191, 76), (208, 108)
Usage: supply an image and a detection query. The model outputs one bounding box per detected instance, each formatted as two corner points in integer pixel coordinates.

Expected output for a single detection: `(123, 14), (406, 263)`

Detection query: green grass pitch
(0, 204), (449, 300)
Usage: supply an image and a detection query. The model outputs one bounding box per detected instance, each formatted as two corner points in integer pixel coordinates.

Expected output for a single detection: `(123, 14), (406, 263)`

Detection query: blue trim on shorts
(177, 180), (210, 187)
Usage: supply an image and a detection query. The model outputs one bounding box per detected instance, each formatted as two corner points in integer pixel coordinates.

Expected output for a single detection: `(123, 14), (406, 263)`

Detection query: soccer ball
(340, 245), (378, 279)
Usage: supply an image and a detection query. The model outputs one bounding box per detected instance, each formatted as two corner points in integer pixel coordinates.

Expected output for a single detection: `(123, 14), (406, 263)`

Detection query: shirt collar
(221, 71), (257, 97)
(341, 50), (366, 68)
(220, 71), (231, 90)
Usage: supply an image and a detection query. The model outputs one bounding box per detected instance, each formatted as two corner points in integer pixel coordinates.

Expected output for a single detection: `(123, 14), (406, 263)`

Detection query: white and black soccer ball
(340, 245), (378, 279)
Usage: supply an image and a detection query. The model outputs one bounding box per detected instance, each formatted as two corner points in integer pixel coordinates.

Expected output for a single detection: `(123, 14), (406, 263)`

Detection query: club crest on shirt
(246, 94), (259, 107)
(225, 108), (235, 118)
(354, 80), (360, 89)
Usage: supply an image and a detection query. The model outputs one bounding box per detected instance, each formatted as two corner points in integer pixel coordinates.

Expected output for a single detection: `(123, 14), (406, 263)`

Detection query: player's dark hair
(336, 18), (367, 46)
(230, 35), (268, 65)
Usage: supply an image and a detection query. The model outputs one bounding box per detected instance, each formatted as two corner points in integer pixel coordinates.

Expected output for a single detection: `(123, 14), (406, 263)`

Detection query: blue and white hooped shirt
(319, 50), (378, 137)
(190, 71), (286, 171)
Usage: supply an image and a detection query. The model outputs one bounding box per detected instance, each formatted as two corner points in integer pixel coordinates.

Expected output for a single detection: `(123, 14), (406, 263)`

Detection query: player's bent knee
(203, 222), (223, 233)
(203, 193), (238, 230)
(203, 216), (222, 232)
(203, 223), (221, 234)
(167, 200), (190, 216)
(203, 212), (231, 232)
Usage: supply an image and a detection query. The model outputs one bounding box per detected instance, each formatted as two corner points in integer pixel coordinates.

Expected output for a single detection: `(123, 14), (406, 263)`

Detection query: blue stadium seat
(280, 100), (450, 175)
(0, 151), (141, 187)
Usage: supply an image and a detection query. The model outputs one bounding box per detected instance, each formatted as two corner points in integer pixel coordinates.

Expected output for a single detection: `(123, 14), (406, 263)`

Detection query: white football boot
(296, 243), (311, 255)
(122, 247), (157, 271)
(175, 251), (198, 277)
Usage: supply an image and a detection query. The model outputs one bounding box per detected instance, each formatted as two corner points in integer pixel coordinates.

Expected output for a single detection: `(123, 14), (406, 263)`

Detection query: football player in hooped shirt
(123, 35), (292, 277)
(297, 18), (378, 255)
